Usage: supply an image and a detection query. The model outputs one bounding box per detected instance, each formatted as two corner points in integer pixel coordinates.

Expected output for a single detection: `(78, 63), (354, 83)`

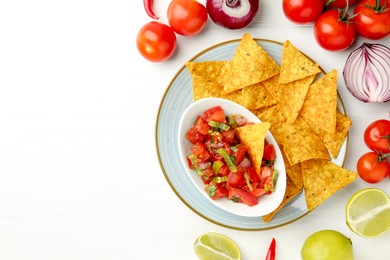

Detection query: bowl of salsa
(178, 98), (287, 217)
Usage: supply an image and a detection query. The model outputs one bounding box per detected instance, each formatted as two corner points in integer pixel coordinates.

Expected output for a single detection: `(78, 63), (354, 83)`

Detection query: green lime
(194, 232), (241, 260)
(301, 230), (354, 260)
(346, 188), (390, 238)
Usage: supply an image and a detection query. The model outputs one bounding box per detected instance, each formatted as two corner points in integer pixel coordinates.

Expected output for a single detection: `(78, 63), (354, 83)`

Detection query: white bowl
(178, 98), (287, 217)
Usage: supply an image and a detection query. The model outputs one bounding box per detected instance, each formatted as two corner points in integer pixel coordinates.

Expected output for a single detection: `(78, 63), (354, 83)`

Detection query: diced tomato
(190, 142), (205, 156)
(186, 157), (194, 169)
(197, 151), (211, 162)
(218, 164), (230, 177)
(185, 126), (205, 144)
(203, 106), (226, 123)
(233, 145), (247, 165)
(263, 144), (276, 161)
(245, 167), (260, 183)
(250, 188), (266, 198)
(213, 184), (229, 200)
(228, 187), (258, 207)
(203, 167), (214, 180)
(227, 170), (246, 188)
(194, 115), (210, 135)
(221, 128), (235, 143)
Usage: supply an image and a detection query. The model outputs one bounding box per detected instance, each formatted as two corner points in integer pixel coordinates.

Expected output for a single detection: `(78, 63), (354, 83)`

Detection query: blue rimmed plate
(155, 39), (348, 230)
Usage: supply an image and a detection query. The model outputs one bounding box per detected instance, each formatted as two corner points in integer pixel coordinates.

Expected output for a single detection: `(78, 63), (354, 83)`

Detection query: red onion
(343, 43), (390, 103)
(206, 0), (259, 29)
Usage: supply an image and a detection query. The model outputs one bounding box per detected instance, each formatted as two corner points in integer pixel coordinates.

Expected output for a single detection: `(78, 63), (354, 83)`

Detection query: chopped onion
(343, 43), (390, 103)
(206, 0), (259, 29)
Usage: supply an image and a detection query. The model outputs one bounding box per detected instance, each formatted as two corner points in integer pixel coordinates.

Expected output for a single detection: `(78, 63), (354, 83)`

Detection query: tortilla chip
(191, 73), (245, 106)
(192, 75), (224, 101)
(235, 122), (271, 176)
(256, 104), (287, 124)
(305, 110), (352, 158)
(223, 33), (280, 94)
(301, 159), (357, 211)
(263, 175), (302, 222)
(241, 82), (277, 110)
(282, 116), (331, 165)
(186, 61), (229, 86)
(279, 40), (321, 84)
(255, 105), (288, 145)
(281, 148), (304, 189)
(300, 69), (338, 133)
(263, 74), (315, 124)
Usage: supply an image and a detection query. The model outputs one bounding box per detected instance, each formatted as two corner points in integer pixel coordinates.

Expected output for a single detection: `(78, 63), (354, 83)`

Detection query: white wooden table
(0, 0), (389, 259)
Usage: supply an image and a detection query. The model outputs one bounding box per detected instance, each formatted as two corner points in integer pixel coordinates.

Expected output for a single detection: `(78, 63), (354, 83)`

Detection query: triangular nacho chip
(191, 75), (244, 105)
(263, 74), (315, 124)
(300, 69), (338, 133)
(241, 82), (277, 110)
(282, 116), (330, 165)
(186, 61), (229, 86)
(223, 33), (280, 94)
(305, 110), (352, 158)
(301, 159), (357, 211)
(281, 148), (304, 189)
(279, 40), (321, 84)
(235, 122), (271, 176)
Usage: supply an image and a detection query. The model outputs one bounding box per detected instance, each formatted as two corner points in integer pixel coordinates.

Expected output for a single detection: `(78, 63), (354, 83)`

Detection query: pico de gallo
(184, 105), (278, 207)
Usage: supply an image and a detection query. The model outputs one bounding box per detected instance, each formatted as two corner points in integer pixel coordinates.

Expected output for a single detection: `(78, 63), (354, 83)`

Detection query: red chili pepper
(143, 0), (159, 20)
(265, 238), (276, 260)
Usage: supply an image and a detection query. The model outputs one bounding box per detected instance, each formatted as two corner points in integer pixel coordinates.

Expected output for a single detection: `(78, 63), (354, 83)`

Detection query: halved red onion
(206, 0), (259, 29)
(343, 43), (390, 103)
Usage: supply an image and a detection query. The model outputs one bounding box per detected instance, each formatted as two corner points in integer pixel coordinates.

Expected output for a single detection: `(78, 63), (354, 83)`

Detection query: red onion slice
(343, 43), (390, 103)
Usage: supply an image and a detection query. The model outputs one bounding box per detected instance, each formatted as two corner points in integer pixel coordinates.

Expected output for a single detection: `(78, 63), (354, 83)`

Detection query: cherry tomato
(364, 119), (390, 154)
(353, 0), (390, 40)
(136, 21), (177, 62)
(282, 0), (325, 24)
(167, 0), (208, 36)
(356, 152), (390, 183)
(326, 0), (358, 8)
(314, 9), (356, 51)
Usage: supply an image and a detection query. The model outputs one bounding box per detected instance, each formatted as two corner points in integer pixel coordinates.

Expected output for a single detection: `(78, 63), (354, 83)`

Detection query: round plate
(155, 38), (348, 230)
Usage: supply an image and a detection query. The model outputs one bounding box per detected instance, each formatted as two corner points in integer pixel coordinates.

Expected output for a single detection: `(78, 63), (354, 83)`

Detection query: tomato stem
(363, 0), (389, 13)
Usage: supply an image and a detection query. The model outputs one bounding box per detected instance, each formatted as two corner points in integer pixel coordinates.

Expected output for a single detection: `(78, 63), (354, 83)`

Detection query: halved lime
(194, 232), (241, 260)
(346, 188), (390, 238)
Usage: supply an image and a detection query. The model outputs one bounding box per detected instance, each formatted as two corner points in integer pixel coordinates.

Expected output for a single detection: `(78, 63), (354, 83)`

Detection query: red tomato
(364, 119), (390, 154)
(136, 21), (177, 62)
(326, 0), (358, 8)
(228, 186), (258, 206)
(227, 171), (247, 188)
(185, 126), (205, 144)
(263, 144), (276, 161)
(212, 185), (229, 200)
(203, 106), (226, 123)
(194, 115), (210, 135)
(353, 0), (390, 40)
(282, 0), (325, 24)
(167, 0), (208, 36)
(356, 152), (390, 183)
(314, 10), (356, 51)
(233, 145), (247, 165)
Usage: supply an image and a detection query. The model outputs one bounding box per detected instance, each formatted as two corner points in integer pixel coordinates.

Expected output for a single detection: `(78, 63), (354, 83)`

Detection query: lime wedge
(194, 232), (241, 260)
(346, 188), (390, 238)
